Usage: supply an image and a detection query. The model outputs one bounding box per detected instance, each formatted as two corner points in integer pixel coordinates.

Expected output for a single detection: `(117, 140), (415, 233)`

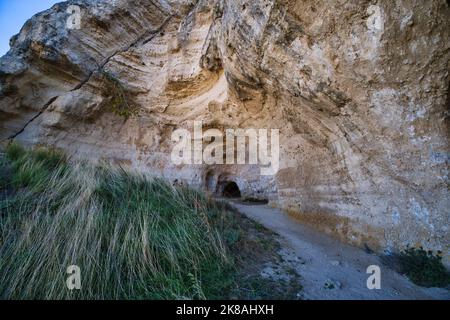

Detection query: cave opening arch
(221, 181), (241, 198)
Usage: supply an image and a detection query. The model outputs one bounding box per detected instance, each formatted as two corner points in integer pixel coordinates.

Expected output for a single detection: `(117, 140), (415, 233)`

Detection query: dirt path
(227, 200), (450, 300)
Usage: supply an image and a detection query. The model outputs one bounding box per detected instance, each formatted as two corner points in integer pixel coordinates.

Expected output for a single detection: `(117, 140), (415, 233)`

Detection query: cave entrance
(222, 181), (241, 198)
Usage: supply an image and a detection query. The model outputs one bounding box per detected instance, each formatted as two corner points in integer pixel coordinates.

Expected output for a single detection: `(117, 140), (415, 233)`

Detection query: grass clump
(399, 247), (450, 288)
(4, 142), (66, 191)
(101, 71), (138, 118)
(5, 141), (26, 161)
(0, 144), (301, 300)
(0, 144), (235, 299)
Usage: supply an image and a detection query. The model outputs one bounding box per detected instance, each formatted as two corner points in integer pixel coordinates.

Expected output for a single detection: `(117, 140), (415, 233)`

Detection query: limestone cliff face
(1, 0), (449, 260)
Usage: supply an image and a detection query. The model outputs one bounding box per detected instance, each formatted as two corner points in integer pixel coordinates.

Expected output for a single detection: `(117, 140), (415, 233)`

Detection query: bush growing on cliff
(101, 71), (138, 118)
(399, 247), (450, 288)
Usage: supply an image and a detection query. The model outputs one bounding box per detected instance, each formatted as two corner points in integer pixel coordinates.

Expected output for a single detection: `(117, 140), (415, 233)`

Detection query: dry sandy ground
(227, 200), (450, 300)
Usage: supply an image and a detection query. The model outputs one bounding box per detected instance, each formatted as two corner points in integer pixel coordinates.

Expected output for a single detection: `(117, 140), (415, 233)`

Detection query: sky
(0, 0), (63, 57)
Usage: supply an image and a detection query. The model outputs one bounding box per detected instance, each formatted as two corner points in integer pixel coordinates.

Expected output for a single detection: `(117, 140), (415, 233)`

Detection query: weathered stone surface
(1, 0), (449, 262)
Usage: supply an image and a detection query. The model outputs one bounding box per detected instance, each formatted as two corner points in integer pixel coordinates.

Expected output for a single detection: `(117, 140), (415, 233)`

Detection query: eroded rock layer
(1, 0), (449, 261)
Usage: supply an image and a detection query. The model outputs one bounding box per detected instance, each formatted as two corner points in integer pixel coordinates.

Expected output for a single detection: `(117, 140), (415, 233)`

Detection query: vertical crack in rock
(7, 96), (59, 140)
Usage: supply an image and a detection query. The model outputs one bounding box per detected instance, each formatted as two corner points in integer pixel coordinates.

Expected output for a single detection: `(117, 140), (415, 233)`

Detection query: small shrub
(399, 247), (450, 288)
(0, 146), (234, 299)
(5, 142), (25, 161)
(101, 71), (138, 118)
(5, 145), (67, 191)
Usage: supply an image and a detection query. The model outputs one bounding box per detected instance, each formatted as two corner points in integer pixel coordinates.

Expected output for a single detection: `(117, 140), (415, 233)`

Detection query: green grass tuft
(5, 143), (67, 191)
(0, 145), (301, 300)
(5, 142), (26, 161)
(0, 146), (235, 299)
(399, 247), (450, 288)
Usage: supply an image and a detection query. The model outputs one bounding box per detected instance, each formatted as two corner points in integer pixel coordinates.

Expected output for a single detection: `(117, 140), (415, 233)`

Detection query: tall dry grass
(0, 143), (233, 299)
